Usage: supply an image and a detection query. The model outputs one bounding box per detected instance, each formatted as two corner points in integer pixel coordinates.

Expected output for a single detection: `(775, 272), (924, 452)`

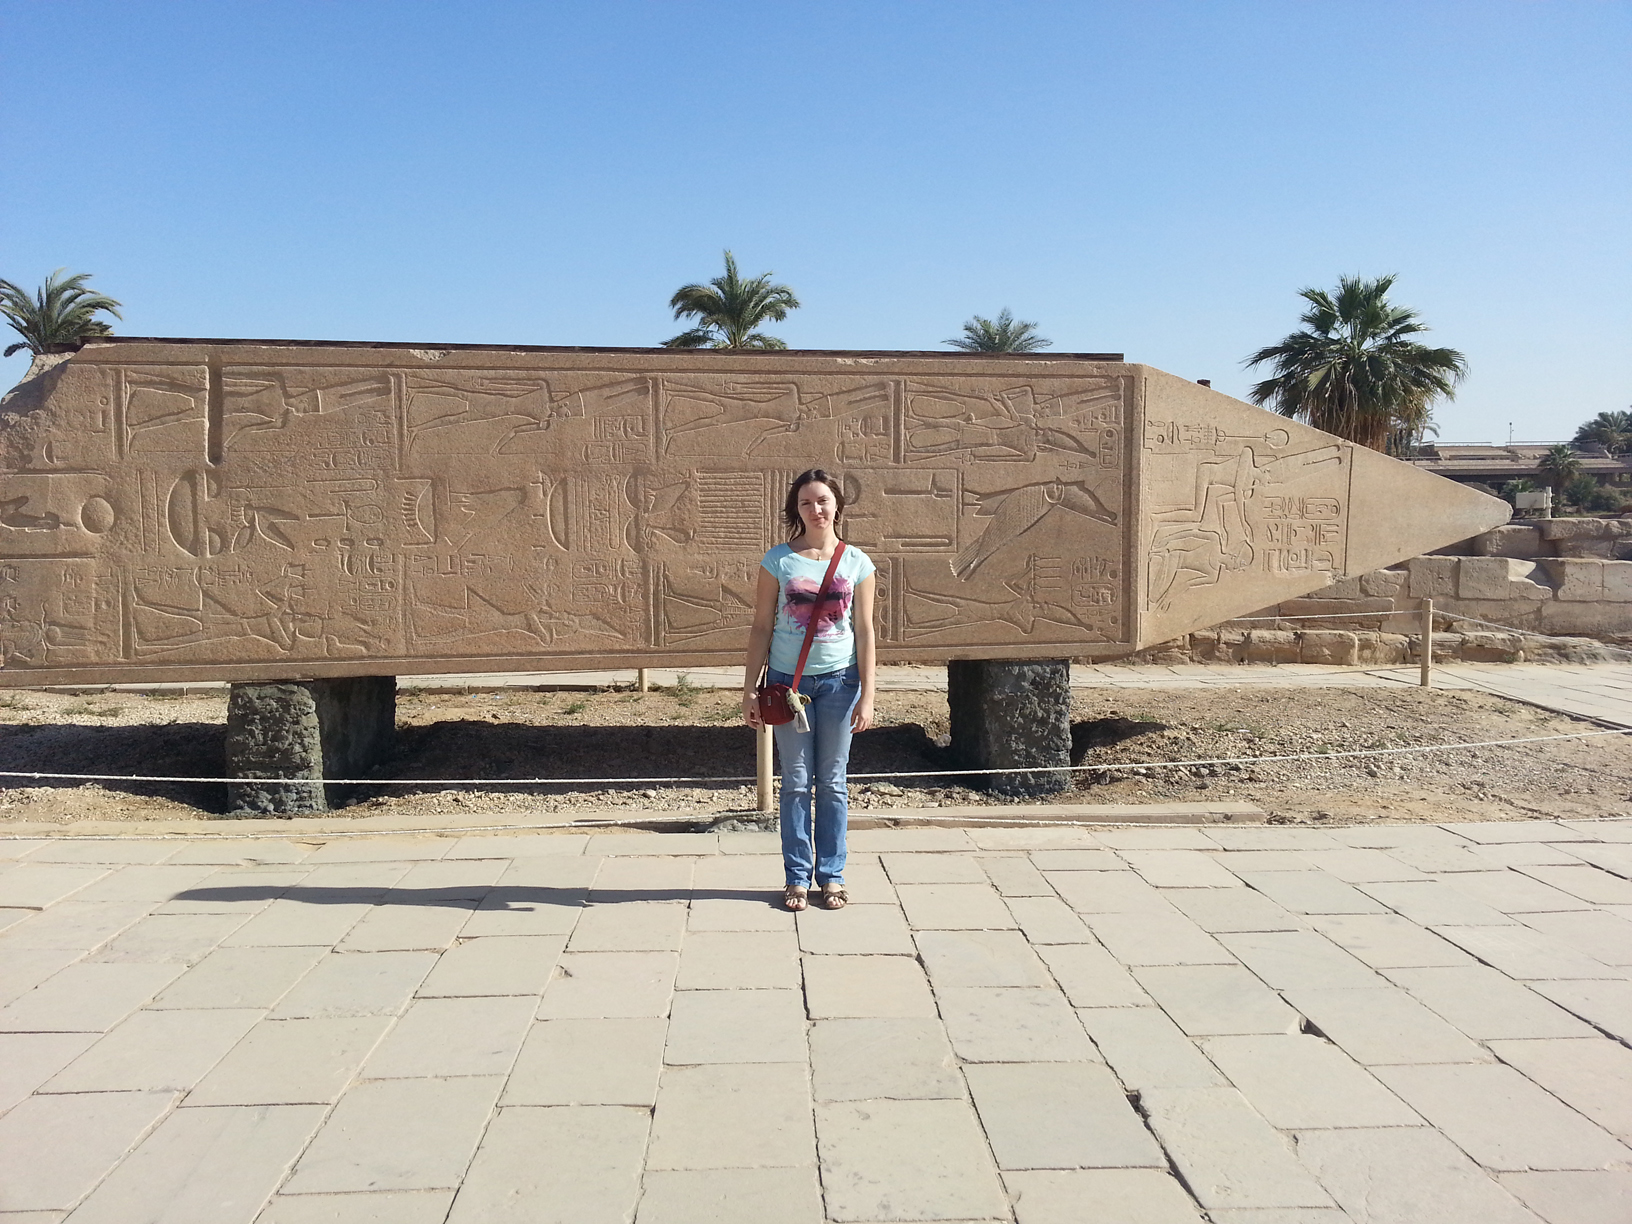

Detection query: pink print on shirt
(782, 575), (853, 639)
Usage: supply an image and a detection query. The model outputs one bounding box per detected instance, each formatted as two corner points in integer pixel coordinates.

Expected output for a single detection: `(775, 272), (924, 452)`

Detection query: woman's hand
(743, 690), (763, 730)
(850, 696), (873, 733)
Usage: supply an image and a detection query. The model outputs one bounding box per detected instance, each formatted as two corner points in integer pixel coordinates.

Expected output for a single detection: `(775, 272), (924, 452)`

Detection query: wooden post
(756, 723), (774, 813)
(1419, 598), (1434, 688)
(637, 668), (649, 693)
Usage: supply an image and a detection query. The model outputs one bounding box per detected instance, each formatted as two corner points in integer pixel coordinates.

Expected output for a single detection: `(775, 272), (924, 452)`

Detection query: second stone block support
(225, 676), (398, 814)
(946, 659), (1071, 798)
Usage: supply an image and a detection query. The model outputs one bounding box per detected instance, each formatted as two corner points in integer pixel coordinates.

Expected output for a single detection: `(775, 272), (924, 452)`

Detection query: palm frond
(663, 250), (799, 349)
(1244, 275), (1465, 452)
(0, 269), (122, 356)
(945, 308), (1052, 353)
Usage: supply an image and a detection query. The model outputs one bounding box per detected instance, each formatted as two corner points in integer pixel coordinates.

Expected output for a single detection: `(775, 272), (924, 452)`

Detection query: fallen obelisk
(0, 339), (1509, 809)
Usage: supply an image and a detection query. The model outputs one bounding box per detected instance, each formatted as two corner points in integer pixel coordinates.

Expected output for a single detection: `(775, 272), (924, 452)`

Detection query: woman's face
(796, 481), (838, 533)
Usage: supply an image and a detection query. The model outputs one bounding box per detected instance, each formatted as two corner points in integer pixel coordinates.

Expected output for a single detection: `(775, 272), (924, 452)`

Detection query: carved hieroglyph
(0, 340), (1509, 684)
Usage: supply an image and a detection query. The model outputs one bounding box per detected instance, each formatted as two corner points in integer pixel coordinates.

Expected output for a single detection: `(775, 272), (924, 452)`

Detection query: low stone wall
(1131, 518), (1632, 665)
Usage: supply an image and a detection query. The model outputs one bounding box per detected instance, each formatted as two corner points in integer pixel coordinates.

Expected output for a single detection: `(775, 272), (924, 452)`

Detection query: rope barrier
(1, 727), (1626, 789)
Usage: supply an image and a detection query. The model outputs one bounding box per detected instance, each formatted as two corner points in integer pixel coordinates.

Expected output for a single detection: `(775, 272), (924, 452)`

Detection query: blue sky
(2, 1), (1627, 442)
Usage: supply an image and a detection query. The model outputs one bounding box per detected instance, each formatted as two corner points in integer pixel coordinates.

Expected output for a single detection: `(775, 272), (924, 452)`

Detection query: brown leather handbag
(757, 542), (847, 729)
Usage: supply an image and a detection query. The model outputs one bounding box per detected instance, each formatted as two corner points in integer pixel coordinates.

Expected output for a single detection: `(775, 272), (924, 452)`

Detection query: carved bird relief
(952, 479), (1118, 579)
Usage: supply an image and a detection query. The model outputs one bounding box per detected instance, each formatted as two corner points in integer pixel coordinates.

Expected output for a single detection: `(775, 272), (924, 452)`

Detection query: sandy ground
(0, 679), (1626, 828)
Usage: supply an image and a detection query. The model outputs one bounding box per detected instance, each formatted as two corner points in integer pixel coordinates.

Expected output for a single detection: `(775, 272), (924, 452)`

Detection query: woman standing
(743, 469), (876, 911)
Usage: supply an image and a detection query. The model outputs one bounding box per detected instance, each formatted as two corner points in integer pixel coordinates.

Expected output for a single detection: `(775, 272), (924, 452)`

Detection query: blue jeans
(767, 663), (859, 888)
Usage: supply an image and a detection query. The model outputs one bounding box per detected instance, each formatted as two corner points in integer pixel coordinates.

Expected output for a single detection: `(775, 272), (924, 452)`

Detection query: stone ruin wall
(1131, 518), (1632, 665)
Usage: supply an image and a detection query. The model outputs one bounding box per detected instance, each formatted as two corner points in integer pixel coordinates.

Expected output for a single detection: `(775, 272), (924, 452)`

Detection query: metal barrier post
(637, 668), (649, 693)
(756, 723), (774, 813)
(1420, 598), (1434, 688)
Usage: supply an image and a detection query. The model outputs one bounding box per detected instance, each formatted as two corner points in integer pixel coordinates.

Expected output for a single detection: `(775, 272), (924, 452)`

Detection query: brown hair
(782, 468), (845, 539)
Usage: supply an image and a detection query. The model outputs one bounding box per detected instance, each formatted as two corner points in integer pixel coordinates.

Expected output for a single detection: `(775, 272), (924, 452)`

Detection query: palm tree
(1572, 410), (1632, 455)
(1244, 274), (1467, 454)
(945, 309), (1052, 353)
(1538, 444), (1583, 495)
(0, 269), (122, 357)
(662, 251), (799, 349)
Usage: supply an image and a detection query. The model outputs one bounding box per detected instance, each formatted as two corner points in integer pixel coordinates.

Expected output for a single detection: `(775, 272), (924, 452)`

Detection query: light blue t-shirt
(762, 543), (876, 676)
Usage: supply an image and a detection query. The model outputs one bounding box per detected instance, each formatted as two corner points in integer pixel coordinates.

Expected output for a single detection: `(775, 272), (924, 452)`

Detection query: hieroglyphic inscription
(0, 343), (1509, 682)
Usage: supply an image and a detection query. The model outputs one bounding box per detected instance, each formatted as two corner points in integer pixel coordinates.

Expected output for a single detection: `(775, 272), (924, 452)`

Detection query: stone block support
(225, 677), (397, 814)
(947, 660), (1071, 798)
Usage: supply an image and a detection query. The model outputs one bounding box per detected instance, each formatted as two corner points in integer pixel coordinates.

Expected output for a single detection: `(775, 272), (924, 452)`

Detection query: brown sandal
(784, 885), (809, 912)
(821, 883), (848, 910)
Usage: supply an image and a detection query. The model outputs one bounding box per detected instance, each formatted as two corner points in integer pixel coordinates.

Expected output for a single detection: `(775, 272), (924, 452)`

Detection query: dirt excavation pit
(0, 682), (1626, 828)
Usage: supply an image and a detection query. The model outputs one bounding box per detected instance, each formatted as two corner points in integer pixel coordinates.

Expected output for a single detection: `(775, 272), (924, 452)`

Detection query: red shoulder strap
(790, 541), (846, 688)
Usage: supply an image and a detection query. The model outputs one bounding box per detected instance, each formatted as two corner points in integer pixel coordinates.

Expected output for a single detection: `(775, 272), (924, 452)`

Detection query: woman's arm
(851, 572), (877, 733)
(741, 567), (781, 729)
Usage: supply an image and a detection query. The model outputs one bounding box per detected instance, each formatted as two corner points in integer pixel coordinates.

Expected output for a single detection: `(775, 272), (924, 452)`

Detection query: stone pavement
(2, 818), (1631, 1223)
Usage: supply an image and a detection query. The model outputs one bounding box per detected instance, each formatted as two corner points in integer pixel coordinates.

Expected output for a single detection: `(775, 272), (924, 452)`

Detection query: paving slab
(148, 944), (327, 1010)
(1430, 924), (1617, 980)
(1499, 1170), (1632, 1224)
(1075, 1006), (1227, 1090)
(337, 898), (479, 953)
(1473, 843), (1597, 868)
(1002, 896), (1095, 944)
(1004, 1169), (1206, 1224)
(2, 902), (155, 952)
(1138, 1086), (1336, 1210)
(965, 1061), (1165, 1170)
(566, 901), (688, 951)
(535, 951), (677, 1019)
(966, 826), (1100, 850)
(1518, 910), (1632, 967)
(0, 1089), (177, 1212)
(85, 912), (251, 964)
(65, 1103), (326, 1224)
(1134, 964), (1302, 1036)
(804, 954), (938, 1018)
(1217, 931), (1383, 990)
(1035, 939), (1148, 1007)
(1295, 1127), (1544, 1224)
(634, 1167), (824, 1224)
(441, 833), (590, 860)
(664, 988), (807, 1063)
(0, 864), (109, 909)
(937, 987), (1102, 1063)
(281, 1075), (505, 1193)
(1028, 849), (1125, 871)
(895, 883), (1019, 930)
(1082, 911), (1234, 966)
(1357, 880), (1520, 926)
(816, 1099), (1010, 1222)
(504, 1017), (667, 1106)
(647, 1062), (815, 1170)
(975, 855), (1054, 897)
(361, 995), (536, 1078)
(445, 1105), (649, 1224)
(1282, 985), (1490, 1066)
(794, 903), (915, 955)
(1046, 870), (1173, 914)
(1307, 913), (1476, 968)
(1295, 848), (1429, 883)
(1516, 864), (1632, 905)
(1443, 821), (1596, 845)
(1199, 1034), (1420, 1128)
(915, 929), (1052, 988)
(255, 1191), (461, 1224)
(882, 853), (990, 885)
(268, 951), (437, 1019)
(416, 934), (566, 997)
(42, 1006), (261, 1092)
(1232, 871), (1389, 915)
(0, 1031), (97, 1112)
(676, 930), (800, 990)
(219, 899), (376, 949)
(1384, 966), (1597, 1040)
(686, 895), (794, 932)
(1528, 979), (1632, 1044)
(1121, 849), (1243, 889)
(1442, 871), (1594, 915)
(71, 864), (218, 903)
(808, 1018), (963, 1102)
(590, 855), (695, 898)
(187, 1016), (395, 1105)
(0, 961), (185, 1032)
(1374, 1062), (1632, 1171)
(1163, 887), (1304, 933)
(1487, 1038), (1632, 1144)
